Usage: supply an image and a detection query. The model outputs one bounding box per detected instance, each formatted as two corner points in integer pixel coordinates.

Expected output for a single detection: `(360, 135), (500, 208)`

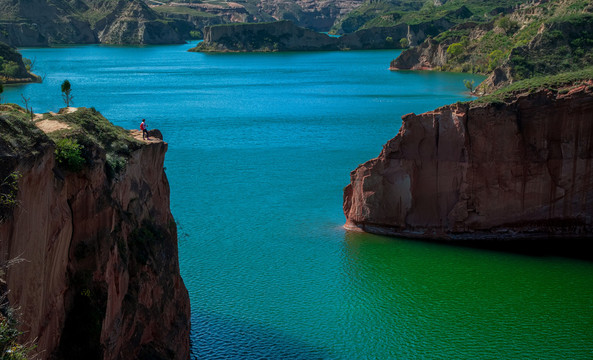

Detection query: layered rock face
(0, 0), (182, 46)
(0, 107), (190, 359)
(340, 18), (453, 49)
(256, 0), (363, 31)
(193, 20), (339, 52)
(94, 0), (184, 45)
(390, 38), (448, 70)
(344, 85), (593, 240)
(193, 18), (456, 52)
(0, 0), (97, 46)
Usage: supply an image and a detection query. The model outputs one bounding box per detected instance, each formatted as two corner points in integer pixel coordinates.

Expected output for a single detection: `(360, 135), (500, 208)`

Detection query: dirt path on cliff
(33, 107), (80, 134)
(35, 119), (71, 133)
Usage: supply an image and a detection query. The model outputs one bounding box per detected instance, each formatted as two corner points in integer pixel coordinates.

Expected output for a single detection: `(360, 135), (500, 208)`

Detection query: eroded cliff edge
(344, 83), (593, 240)
(0, 106), (190, 359)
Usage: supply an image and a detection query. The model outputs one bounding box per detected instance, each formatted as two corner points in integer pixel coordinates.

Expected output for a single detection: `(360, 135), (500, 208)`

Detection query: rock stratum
(0, 105), (190, 359)
(191, 19), (452, 52)
(344, 83), (593, 240)
(390, 1), (593, 94)
(192, 20), (338, 52)
(0, 0), (184, 46)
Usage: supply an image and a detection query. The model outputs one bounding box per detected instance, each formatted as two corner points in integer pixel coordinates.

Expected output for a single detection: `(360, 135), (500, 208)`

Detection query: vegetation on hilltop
(391, 0), (593, 94)
(431, 0), (593, 75)
(331, 0), (529, 34)
(1, 104), (141, 180)
(0, 104), (47, 157)
(0, 42), (39, 84)
(153, 5), (217, 18)
(41, 107), (142, 177)
(0, 0), (189, 45)
(472, 66), (593, 104)
(331, 0), (424, 33)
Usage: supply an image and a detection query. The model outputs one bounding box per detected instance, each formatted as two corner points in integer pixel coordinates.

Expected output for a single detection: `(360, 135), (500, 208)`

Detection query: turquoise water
(5, 43), (593, 359)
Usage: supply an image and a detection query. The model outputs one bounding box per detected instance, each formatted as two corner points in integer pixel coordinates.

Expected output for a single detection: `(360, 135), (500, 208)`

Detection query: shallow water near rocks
(6, 42), (593, 359)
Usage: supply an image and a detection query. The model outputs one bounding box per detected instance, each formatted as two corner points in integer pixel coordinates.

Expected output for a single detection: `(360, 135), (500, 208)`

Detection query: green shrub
(55, 138), (85, 171)
(399, 38), (409, 48)
(22, 58), (32, 72)
(105, 154), (127, 179)
(488, 49), (505, 70)
(1, 257), (37, 359)
(496, 16), (518, 34)
(0, 61), (19, 78)
(0, 172), (20, 222)
(464, 79), (475, 92)
(447, 42), (463, 57)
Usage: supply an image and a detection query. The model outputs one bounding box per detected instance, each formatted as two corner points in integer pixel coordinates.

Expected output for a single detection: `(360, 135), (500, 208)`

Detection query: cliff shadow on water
(191, 312), (331, 359)
(349, 233), (593, 262)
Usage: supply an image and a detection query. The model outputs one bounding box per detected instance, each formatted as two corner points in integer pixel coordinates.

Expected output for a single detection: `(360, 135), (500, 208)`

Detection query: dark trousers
(143, 129), (149, 139)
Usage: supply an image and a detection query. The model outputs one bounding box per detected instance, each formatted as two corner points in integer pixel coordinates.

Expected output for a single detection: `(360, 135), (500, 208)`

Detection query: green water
(5, 42), (593, 359)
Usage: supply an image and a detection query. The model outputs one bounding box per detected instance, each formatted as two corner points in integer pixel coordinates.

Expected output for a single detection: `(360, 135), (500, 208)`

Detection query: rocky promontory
(0, 42), (41, 84)
(191, 20), (339, 52)
(0, 105), (190, 359)
(344, 81), (593, 240)
(191, 18), (459, 52)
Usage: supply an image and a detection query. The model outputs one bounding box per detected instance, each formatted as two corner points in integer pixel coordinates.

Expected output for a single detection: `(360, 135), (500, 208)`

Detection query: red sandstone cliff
(344, 84), (593, 240)
(0, 106), (190, 359)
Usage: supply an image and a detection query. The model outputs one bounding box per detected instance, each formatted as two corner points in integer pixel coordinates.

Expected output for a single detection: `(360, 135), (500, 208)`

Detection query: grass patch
(472, 67), (593, 104)
(153, 5), (216, 18)
(333, 0), (526, 34)
(42, 107), (141, 178)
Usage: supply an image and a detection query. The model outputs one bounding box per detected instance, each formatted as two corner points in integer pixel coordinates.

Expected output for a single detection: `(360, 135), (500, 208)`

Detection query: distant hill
(391, 0), (593, 93)
(330, 0), (527, 34)
(0, 0), (368, 46)
(151, 0), (365, 33)
(0, 0), (184, 45)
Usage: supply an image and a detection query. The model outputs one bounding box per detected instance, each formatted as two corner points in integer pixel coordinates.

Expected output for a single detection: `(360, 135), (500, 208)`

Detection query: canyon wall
(193, 18), (457, 52)
(194, 20), (339, 52)
(0, 0), (183, 46)
(344, 84), (593, 240)
(0, 106), (190, 359)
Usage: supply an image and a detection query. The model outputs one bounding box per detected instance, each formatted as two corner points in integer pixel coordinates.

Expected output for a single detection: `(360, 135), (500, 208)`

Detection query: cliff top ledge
(0, 103), (190, 359)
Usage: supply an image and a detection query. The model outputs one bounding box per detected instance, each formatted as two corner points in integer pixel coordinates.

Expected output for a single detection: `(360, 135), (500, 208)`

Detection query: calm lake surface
(6, 42), (593, 359)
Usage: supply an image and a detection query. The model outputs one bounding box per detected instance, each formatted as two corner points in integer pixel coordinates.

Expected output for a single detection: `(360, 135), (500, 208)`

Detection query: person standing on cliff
(140, 118), (150, 140)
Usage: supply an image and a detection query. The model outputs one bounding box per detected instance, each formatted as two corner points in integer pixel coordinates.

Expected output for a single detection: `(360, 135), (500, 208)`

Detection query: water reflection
(341, 231), (593, 358)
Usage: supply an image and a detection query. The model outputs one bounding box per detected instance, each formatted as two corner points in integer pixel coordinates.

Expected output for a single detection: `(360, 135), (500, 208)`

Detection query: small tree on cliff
(61, 79), (73, 108)
(463, 79), (475, 93)
(399, 38), (409, 49)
